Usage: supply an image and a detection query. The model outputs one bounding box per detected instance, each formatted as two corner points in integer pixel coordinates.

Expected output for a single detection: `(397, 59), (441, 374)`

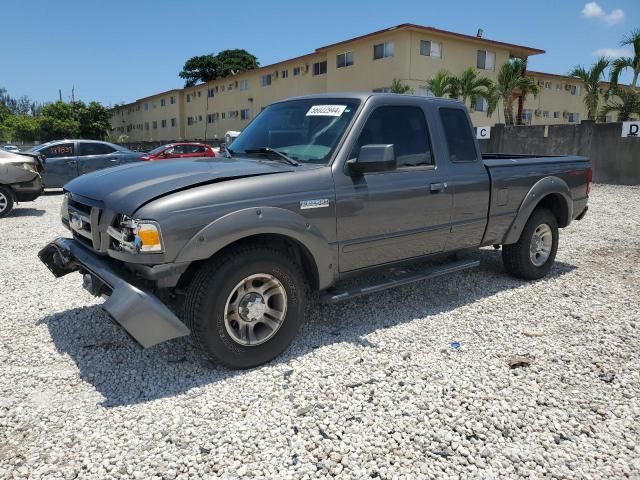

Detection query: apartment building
(110, 23), (610, 143)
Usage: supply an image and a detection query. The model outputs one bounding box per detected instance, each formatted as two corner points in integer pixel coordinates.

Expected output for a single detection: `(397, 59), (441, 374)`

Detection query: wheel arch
(503, 176), (572, 245)
(174, 207), (336, 291)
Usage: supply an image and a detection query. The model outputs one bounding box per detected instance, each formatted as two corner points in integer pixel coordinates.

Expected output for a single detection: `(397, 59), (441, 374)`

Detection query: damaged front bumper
(38, 237), (190, 348)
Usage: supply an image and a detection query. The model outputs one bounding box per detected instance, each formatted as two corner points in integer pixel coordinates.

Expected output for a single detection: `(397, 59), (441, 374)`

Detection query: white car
(2, 145), (20, 153)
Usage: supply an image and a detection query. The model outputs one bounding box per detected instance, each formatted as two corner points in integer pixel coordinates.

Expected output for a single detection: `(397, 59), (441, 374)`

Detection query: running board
(320, 259), (480, 304)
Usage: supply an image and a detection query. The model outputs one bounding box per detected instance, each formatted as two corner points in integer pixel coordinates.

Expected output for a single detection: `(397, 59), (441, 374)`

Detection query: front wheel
(0, 186), (15, 218)
(184, 247), (307, 368)
(502, 207), (559, 280)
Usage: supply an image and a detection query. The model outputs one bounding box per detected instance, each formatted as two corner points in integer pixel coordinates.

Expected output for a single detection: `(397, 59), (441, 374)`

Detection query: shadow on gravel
(9, 207), (45, 217)
(39, 249), (576, 407)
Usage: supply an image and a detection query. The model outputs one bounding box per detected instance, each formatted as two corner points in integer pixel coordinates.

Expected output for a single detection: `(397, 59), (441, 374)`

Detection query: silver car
(0, 149), (43, 217)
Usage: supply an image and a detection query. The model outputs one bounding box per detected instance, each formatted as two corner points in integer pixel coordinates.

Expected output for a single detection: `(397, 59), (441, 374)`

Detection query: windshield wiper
(244, 147), (300, 166)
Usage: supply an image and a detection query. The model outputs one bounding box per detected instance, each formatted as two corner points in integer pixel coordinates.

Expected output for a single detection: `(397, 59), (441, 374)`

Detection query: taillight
(586, 166), (593, 195)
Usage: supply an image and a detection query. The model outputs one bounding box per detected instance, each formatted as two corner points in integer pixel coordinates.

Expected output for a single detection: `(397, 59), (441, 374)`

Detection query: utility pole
(71, 86), (75, 103)
(59, 89), (62, 101)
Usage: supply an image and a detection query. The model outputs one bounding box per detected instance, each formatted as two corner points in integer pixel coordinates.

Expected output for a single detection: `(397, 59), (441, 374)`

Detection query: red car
(141, 143), (215, 161)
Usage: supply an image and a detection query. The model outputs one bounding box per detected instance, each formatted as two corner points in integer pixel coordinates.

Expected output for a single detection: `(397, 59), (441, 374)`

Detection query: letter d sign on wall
(476, 126), (491, 140)
(621, 121), (640, 137)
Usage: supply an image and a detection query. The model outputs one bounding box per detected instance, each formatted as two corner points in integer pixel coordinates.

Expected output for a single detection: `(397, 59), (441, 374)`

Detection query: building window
(336, 51), (354, 68)
(372, 87), (392, 93)
(553, 112), (560, 118)
(144, 103), (149, 110)
(474, 97), (488, 112)
(556, 83), (562, 91)
(420, 40), (442, 58)
(476, 49), (496, 71)
(207, 114), (215, 124)
(222, 112), (226, 119)
(293, 67), (301, 76)
(521, 109), (533, 125)
(197, 91), (202, 97)
(281, 70), (289, 78)
(543, 111), (549, 118)
(240, 79), (249, 91)
(170, 95), (177, 104)
(208, 88), (214, 98)
(570, 85), (581, 96)
(373, 41), (394, 60)
(171, 118), (176, 127)
(568, 112), (580, 123)
(261, 74), (272, 87)
(160, 98), (166, 107)
(313, 60), (327, 76)
(198, 115), (202, 122)
(187, 117), (194, 126)
(227, 83), (233, 91)
(544, 81), (551, 89)
(186, 94), (191, 103)
(144, 122), (149, 130)
(241, 109), (250, 120)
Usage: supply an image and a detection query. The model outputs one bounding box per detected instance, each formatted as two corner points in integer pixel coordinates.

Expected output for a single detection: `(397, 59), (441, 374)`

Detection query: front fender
(503, 176), (572, 244)
(175, 206), (336, 289)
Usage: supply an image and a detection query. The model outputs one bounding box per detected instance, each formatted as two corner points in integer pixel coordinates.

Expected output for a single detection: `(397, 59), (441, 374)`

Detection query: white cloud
(593, 47), (633, 58)
(582, 2), (625, 24)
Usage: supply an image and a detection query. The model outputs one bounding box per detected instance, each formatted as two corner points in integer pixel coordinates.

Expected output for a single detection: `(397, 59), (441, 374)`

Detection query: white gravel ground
(0, 185), (639, 479)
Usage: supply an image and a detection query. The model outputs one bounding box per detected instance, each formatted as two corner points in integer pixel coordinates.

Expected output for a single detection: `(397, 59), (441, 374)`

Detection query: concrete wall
(478, 121), (640, 185)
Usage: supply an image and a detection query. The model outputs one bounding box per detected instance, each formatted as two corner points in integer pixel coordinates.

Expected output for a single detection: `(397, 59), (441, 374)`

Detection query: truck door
(40, 142), (78, 188)
(77, 142), (120, 176)
(334, 103), (452, 272)
(437, 107), (490, 250)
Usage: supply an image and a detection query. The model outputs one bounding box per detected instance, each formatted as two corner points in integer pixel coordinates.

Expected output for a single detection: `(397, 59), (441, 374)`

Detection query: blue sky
(1, 0), (638, 106)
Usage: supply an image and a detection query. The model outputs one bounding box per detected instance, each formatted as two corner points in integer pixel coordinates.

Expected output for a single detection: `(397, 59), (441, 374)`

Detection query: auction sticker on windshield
(306, 105), (347, 117)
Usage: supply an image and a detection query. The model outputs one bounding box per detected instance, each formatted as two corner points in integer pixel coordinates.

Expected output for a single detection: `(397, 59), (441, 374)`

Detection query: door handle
(109, 158), (119, 162)
(430, 182), (446, 193)
(67, 160), (77, 165)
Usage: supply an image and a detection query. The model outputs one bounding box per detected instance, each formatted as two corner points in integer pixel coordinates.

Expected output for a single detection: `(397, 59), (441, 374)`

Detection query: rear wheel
(0, 186), (15, 218)
(502, 207), (559, 280)
(184, 246), (307, 368)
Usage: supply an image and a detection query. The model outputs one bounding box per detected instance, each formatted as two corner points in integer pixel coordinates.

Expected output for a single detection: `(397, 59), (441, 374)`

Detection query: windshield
(229, 98), (360, 164)
(148, 145), (170, 155)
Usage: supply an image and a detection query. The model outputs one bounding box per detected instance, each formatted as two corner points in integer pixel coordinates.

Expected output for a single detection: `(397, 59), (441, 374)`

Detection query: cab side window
(352, 106), (433, 168)
(439, 108), (477, 162)
(79, 143), (116, 156)
(42, 143), (74, 158)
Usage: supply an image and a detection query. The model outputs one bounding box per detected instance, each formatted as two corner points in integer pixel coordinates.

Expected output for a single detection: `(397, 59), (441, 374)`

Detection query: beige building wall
(111, 23), (627, 142)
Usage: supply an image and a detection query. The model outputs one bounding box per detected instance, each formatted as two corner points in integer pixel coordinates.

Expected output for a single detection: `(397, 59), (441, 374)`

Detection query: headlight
(110, 216), (164, 253)
(23, 163), (38, 173)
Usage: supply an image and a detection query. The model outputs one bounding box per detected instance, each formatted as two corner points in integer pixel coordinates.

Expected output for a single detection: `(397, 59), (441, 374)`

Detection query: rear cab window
(439, 108), (478, 162)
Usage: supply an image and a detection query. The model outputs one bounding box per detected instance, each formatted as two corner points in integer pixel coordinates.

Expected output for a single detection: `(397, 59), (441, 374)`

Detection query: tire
(184, 246), (307, 368)
(0, 186), (15, 218)
(502, 207), (559, 280)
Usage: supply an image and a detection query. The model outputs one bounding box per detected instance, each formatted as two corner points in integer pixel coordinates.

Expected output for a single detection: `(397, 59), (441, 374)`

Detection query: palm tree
(491, 58), (539, 125)
(390, 79), (412, 94)
(452, 67), (493, 107)
(424, 70), (454, 97)
(601, 88), (640, 121)
(610, 29), (640, 88)
(569, 57), (610, 120)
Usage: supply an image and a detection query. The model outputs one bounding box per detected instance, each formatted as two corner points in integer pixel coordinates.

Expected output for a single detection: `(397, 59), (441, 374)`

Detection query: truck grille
(67, 197), (102, 250)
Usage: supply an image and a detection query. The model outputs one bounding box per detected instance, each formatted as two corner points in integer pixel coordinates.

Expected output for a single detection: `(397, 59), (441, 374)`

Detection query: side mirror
(347, 144), (396, 175)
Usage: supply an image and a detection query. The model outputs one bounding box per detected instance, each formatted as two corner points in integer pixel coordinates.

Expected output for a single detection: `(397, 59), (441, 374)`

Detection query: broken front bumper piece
(38, 237), (190, 348)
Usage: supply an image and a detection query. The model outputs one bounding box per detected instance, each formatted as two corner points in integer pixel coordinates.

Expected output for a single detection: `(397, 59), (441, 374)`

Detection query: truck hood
(64, 157), (294, 216)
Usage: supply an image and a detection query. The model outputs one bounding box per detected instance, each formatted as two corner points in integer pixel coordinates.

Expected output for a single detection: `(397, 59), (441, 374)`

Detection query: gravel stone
(0, 185), (639, 479)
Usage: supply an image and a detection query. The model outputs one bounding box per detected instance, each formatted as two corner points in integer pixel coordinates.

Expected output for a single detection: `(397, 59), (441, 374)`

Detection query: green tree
(38, 101), (80, 141)
(449, 67), (494, 107)
(424, 70), (455, 97)
(215, 49), (259, 78)
(4, 115), (40, 141)
(601, 88), (640, 121)
(569, 57), (610, 120)
(490, 58), (539, 125)
(179, 54), (219, 87)
(179, 50), (259, 86)
(75, 101), (111, 139)
(610, 29), (640, 88)
(390, 79), (412, 94)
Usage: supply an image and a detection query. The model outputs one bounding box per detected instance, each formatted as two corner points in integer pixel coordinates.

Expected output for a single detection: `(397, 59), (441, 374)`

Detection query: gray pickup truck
(39, 93), (591, 368)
